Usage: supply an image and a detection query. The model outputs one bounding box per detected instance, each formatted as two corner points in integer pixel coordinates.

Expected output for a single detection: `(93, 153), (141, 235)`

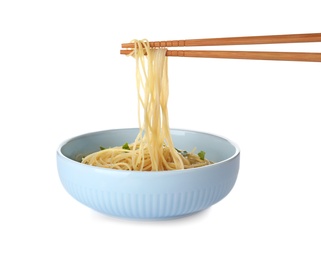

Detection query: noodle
(81, 40), (213, 171)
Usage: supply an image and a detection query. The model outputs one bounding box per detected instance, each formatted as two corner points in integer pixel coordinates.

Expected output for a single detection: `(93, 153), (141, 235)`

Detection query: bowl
(56, 128), (240, 220)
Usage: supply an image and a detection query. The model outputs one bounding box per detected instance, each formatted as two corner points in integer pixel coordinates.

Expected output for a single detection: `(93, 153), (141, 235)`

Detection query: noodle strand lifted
(81, 40), (212, 171)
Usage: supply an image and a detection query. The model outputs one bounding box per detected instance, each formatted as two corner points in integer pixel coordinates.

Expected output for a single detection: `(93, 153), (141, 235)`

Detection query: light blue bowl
(56, 128), (240, 220)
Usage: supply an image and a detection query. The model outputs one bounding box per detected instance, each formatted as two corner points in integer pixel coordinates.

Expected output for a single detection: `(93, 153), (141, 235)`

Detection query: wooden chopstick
(121, 33), (321, 49)
(120, 49), (321, 62)
(120, 33), (321, 62)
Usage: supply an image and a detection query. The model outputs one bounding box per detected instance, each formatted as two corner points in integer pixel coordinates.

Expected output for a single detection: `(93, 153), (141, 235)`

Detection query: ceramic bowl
(56, 128), (240, 220)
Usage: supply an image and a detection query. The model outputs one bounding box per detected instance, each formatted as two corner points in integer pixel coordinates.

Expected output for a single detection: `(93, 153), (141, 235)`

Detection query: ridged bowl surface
(56, 128), (240, 220)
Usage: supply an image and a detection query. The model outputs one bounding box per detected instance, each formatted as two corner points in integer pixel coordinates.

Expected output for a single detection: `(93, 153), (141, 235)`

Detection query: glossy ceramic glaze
(57, 128), (240, 220)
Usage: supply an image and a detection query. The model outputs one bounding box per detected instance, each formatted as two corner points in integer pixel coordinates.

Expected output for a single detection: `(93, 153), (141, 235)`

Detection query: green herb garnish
(122, 142), (130, 150)
(198, 150), (206, 160)
(175, 148), (189, 157)
(100, 146), (106, 150)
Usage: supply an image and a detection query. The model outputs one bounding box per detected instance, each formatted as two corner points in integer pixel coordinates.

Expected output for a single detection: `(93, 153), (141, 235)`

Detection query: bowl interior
(60, 128), (238, 165)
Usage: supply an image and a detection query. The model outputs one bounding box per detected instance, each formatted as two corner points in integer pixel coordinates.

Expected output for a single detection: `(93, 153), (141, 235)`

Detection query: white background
(1, 0), (320, 259)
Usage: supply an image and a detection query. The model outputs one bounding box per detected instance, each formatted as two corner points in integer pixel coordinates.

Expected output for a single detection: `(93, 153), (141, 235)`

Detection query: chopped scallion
(198, 150), (206, 160)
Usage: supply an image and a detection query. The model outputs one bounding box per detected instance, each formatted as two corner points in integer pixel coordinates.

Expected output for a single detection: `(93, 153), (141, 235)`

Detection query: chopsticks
(120, 49), (321, 62)
(121, 33), (321, 48)
(120, 33), (321, 62)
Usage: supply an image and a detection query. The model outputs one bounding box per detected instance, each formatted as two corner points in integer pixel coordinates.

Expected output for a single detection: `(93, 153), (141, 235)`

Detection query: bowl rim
(56, 127), (240, 175)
